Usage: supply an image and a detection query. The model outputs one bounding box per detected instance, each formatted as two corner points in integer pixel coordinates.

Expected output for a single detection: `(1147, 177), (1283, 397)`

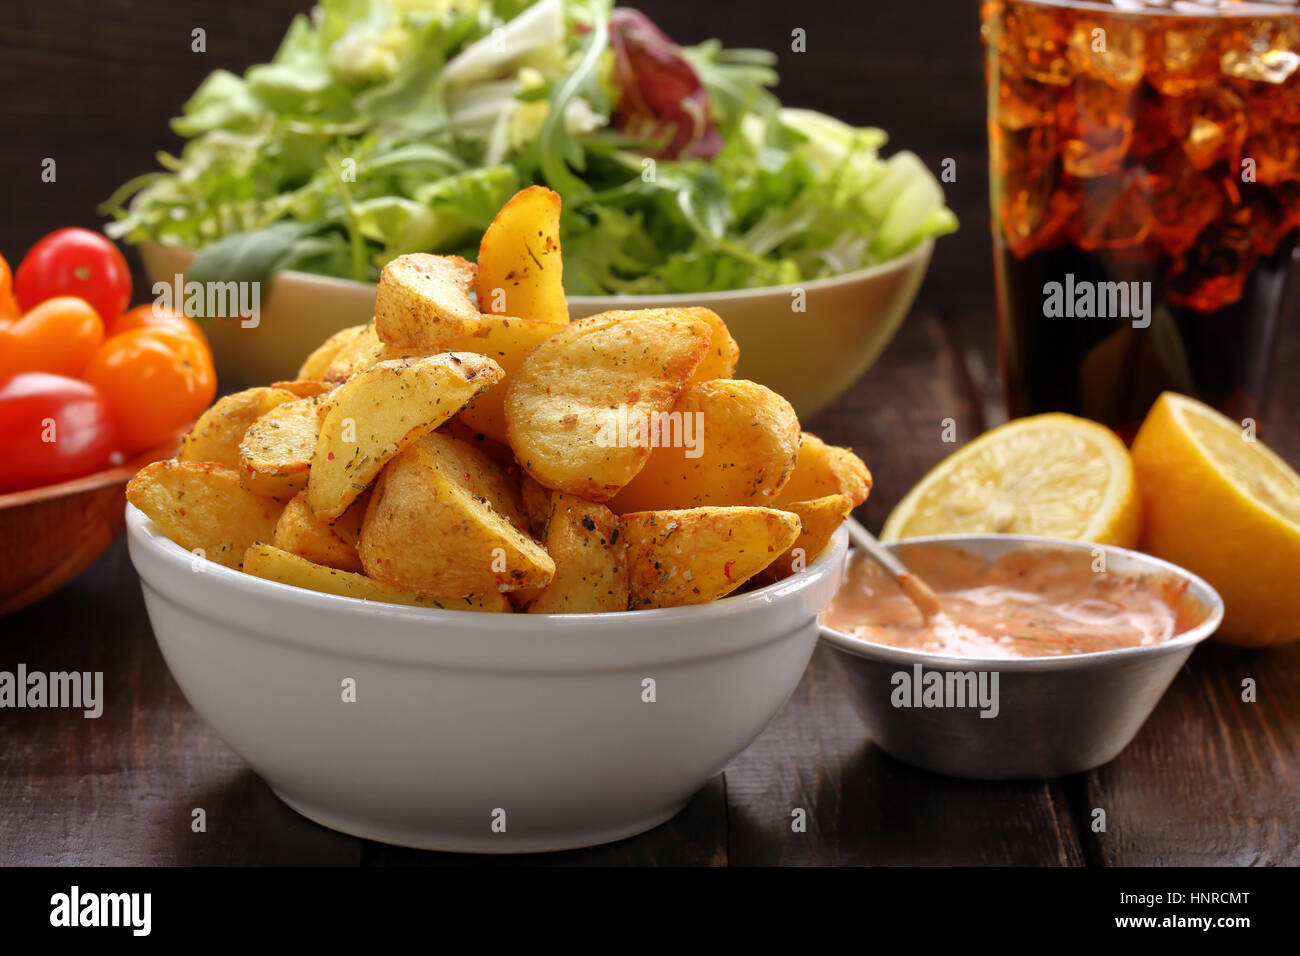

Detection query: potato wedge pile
(127, 188), (871, 613)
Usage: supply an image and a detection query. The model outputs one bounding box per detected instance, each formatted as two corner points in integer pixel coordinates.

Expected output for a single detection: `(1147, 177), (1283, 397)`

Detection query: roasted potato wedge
(375, 254), (481, 350)
(308, 352), (503, 518)
(435, 315), (566, 443)
(271, 380), (333, 398)
(272, 490), (369, 573)
(773, 433), (873, 508)
(753, 494), (851, 584)
(622, 506), (801, 609)
(475, 185), (569, 325)
(611, 379), (800, 513)
(318, 322), (436, 384)
(524, 493), (628, 614)
(238, 397), (325, 500)
(683, 307), (740, 385)
(178, 386), (296, 468)
(442, 418), (520, 472)
(505, 309), (711, 500)
(243, 544), (510, 612)
(419, 427), (531, 534)
(519, 473), (552, 539)
(358, 432), (553, 597)
(126, 461), (282, 569)
(298, 325), (367, 380)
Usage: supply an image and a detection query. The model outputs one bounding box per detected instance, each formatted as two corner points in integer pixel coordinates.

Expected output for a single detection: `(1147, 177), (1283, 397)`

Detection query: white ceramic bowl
(126, 503), (848, 853)
(139, 240), (933, 417)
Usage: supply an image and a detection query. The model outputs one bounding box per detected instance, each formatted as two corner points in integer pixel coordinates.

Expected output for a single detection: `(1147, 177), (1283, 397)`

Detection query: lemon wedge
(881, 413), (1139, 548)
(1132, 392), (1300, 646)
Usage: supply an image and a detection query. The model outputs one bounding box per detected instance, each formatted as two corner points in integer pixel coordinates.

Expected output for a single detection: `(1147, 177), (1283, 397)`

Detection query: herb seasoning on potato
(129, 188), (870, 611)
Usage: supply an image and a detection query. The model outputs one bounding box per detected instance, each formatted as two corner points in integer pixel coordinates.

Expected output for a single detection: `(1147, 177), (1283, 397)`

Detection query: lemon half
(881, 413), (1140, 548)
(1132, 392), (1300, 647)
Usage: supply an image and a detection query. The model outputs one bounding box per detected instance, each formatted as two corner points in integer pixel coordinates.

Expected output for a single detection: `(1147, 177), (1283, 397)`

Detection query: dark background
(0, 0), (990, 319)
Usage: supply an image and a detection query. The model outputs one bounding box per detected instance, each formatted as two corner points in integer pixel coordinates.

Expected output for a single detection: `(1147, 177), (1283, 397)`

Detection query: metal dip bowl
(819, 534), (1224, 780)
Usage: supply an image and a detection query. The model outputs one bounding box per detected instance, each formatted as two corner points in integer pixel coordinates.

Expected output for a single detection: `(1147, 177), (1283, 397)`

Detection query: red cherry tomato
(0, 373), (120, 493)
(13, 228), (132, 323)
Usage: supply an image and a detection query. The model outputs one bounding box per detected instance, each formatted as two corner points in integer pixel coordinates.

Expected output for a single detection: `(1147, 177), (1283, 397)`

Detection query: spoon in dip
(843, 516), (943, 623)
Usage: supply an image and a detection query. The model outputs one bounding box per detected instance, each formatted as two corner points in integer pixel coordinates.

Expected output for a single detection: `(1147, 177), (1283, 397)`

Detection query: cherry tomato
(14, 228), (131, 323)
(82, 327), (216, 453)
(0, 253), (18, 320)
(0, 373), (120, 493)
(0, 296), (104, 379)
(105, 303), (205, 343)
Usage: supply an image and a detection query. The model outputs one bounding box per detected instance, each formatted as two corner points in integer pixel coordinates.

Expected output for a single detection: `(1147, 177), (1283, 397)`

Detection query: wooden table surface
(2, 302), (1297, 867)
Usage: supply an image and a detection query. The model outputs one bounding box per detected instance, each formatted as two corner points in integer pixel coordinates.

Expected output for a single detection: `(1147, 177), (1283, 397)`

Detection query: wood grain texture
(0, 484), (126, 616)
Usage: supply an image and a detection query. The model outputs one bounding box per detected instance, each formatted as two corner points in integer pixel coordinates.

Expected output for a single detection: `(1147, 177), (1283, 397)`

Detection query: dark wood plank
(723, 645), (1085, 866)
(1076, 642), (1300, 866)
(807, 308), (991, 535)
(361, 779), (727, 867)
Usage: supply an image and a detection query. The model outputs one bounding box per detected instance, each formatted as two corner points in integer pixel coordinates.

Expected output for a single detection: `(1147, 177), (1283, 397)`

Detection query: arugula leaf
(186, 221), (319, 289)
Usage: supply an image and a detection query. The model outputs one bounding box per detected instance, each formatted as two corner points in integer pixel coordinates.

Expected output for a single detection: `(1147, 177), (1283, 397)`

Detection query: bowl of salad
(108, 0), (955, 413)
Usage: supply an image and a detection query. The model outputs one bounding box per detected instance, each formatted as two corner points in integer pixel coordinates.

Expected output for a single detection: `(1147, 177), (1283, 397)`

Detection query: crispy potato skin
(237, 396), (325, 501)
(435, 315), (566, 444)
(773, 433), (873, 508)
(504, 309), (711, 501)
(519, 473), (552, 539)
(620, 506), (801, 609)
(243, 544), (510, 611)
(753, 494), (850, 584)
(270, 380), (333, 398)
(475, 186), (569, 325)
(682, 307), (740, 386)
(375, 254), (482, 350)
(358, 433), (554, 598)
(127, 461), (283, 569)
(308, 352), (503, 518)
(179, 387), (296, 468)
(316, 322), (436, 384)
(610, 379), (800, 513)
(524, 493), (628, 614)
(272, 490), (368, 573)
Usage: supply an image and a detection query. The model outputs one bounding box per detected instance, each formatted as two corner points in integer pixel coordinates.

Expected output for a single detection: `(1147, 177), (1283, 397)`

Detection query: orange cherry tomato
(82, 327), (216, 453)
(0, 254), (18, 320)
(0, 296), (104, 379)
(105, 303), (205, 343)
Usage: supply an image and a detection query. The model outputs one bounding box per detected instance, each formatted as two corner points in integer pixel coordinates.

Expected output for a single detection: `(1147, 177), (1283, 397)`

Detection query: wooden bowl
(0, 437), (182, 617)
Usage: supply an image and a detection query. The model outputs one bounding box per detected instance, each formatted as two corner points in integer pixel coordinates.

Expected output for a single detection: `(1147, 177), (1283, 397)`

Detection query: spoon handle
(844, 516), (943, 622)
